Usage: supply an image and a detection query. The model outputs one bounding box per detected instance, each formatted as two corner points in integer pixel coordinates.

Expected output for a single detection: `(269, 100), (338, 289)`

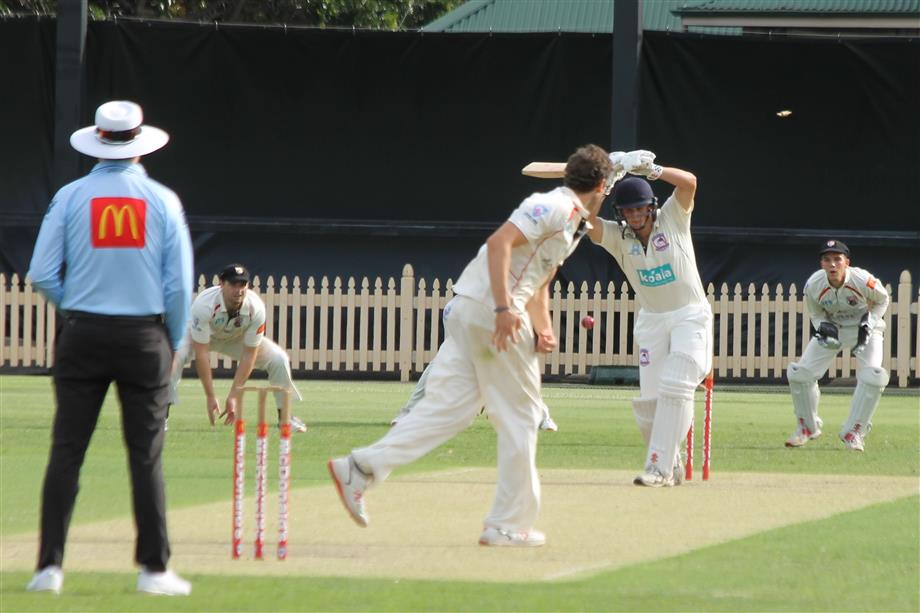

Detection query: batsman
(785, 240), (890, 451)
(586, 150), (712, 487)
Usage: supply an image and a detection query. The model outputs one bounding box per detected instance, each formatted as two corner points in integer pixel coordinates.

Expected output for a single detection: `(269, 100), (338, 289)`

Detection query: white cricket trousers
(635, 303), (713, 398)
(169, 336), (302, 408)
(352, 295), (544, 531)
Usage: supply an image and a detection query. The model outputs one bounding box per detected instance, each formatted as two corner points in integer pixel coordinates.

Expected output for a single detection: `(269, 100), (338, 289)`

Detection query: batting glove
(814, 321), (842, 351)
(623, 149), (663, 181)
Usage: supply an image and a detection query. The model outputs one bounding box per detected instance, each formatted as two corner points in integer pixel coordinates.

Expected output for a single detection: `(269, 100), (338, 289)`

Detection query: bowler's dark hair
(564, 144), (613, 193)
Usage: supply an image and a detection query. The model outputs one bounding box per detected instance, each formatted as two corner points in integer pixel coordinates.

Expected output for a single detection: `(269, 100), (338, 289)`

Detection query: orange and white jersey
(189, 285), (266, 347)
(453, 187), (590, 312)
(804, 267), (889, 330)
(595, 194), (707, 314)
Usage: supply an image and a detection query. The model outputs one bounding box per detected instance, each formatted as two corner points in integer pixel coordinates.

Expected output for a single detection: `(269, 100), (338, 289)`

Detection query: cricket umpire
(26, 101), (194, 595)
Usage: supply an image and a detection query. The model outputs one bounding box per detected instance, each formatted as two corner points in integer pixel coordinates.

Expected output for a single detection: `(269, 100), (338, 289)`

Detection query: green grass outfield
(1, 375), (917, 611)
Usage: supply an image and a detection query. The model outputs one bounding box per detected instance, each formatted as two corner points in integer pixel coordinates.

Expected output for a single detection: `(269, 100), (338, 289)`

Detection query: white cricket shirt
(596, 194), (707, 313)
(453, 186), (590, 312)
(804, 266), (889, 330)
(189, 285), (267, 347)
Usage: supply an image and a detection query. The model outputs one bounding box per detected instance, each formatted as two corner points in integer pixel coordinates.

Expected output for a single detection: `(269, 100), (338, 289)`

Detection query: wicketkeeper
(785, 240), (889, 451)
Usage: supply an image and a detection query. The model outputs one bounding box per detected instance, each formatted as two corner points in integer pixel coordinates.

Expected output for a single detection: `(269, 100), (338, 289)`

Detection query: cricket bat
(521, 161), (565, 179)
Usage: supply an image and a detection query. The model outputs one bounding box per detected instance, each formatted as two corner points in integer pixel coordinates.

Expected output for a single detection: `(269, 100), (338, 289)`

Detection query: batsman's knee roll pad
(856, 366), (889, 390)
(787, 362), (817, 385)
(658, 353), (702, 402)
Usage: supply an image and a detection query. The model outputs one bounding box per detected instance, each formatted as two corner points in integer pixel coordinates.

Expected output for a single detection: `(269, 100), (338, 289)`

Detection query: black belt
(67, 310), (164, 323)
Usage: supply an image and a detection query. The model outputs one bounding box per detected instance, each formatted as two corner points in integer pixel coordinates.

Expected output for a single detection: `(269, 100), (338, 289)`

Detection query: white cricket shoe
(389, 407), (410, 427)
(289, 415), (308, 433)
(841, 430), (865, 452)
(539, 416), (558, 432)
(137, 568), (191, 596)
(26, 566), (63, 594)
(633, 467), (675, 488)
(478, 526), (546, 547)
(328, 456), (372, 527)
(785, 418), (823, 447)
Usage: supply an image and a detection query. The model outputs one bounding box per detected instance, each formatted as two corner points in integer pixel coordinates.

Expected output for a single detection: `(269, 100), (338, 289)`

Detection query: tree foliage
(0, 0), (463, 29)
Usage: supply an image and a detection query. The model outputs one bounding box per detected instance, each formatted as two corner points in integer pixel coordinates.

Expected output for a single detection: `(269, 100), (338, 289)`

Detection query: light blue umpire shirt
(28, 160), (194, 351)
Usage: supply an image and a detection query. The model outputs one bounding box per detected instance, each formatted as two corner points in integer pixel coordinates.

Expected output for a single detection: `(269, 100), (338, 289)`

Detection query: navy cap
(611, 177), (656, 208)
(819, 240), (850, 258)
(218, 264), (250, 284)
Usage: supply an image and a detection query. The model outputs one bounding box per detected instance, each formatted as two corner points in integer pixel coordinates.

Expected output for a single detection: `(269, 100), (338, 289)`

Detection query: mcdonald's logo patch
(91, 198), (146, 248)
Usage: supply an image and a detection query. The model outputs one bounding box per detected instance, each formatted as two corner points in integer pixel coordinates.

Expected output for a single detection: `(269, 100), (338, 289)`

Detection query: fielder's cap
(819, 240), (850, 258)
(218, 264), (251, 284)
(611, 177), (656, 208)
(70, 101), (169, 159)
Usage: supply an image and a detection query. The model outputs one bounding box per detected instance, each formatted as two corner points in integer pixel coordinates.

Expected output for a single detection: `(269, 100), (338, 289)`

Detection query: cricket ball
(581, 315), (595, 330)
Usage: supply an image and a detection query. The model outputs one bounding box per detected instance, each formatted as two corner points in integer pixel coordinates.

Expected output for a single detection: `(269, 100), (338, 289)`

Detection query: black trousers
(37, 313), (173, 572)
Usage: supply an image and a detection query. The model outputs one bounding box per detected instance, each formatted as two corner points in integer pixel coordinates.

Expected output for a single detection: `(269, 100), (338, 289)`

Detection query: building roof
(675, 0), (920, 16)
(422, 0), (723, 33)
(422, 0), (919, 34)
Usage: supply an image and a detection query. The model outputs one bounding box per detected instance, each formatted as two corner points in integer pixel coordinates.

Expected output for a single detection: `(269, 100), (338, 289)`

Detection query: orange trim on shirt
(844, 285), (863, 298)
(866, 277), (877, 289)
(817, 287), (831, 301)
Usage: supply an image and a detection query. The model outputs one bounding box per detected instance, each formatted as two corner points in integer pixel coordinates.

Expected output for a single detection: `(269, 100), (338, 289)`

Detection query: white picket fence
(1, 266), (917, 387)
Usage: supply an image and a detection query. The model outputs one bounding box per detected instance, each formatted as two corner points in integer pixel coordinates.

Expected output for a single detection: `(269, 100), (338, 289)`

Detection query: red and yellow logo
(91, 198), (146, 248)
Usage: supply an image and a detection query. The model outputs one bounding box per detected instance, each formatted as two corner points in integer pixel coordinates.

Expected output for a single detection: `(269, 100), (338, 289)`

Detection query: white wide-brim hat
(70, 100), (169, 159)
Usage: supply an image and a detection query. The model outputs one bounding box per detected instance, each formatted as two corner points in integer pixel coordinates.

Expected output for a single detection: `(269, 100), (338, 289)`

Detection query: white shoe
(328, 456), (371, 527)
(539, 416), (558, 432)
(289, 415), (308, 433)
(389, 407), (410, 427)
(26, 566), (63, 594)
(785, 418), (823, 447)
(137, 568), (191, 596)
(841, 430), (865, 452)
(478, 526), (546, 547)
(164, 417), (169, 432)
(633, 468), (675, 488)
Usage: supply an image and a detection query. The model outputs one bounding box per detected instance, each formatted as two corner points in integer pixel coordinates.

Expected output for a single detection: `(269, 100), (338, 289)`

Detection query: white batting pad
(644, 353), (698, 477)
(787, 362), (821, 433)
(841, 366), (889, 437)
(631, 397), (657, 446)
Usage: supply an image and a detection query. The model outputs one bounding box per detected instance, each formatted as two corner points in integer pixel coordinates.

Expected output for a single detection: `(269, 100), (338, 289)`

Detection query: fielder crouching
(168, 264), (306, 431)
(785, 240), (890, 451)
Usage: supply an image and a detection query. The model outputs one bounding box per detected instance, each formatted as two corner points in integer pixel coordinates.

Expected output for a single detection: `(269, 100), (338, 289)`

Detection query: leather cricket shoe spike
(26, 566), (63, 594)
(479, 526), (546, 547)
(328, 455), (372, 527)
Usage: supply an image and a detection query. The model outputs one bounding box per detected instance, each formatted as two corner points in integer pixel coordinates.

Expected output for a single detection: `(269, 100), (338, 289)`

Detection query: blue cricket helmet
(611, 177), (656, 208)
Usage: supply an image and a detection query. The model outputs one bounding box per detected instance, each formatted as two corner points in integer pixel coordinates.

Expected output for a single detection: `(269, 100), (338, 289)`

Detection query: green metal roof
(675, 0), (920, 16)
(422, 0), (724, 33)
(423, 0), (917, 33)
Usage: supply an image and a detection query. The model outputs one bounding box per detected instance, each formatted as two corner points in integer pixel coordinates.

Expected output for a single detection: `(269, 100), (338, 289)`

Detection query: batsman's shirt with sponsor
(597, 195), (707, 313)
(453, 187), (590, 312)
(28, 160), (193, 349)
(189, 285), (267, 347)
(803, 267), (888, 331)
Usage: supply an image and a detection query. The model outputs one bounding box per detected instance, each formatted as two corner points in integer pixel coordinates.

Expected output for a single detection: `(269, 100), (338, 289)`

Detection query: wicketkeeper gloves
(854, 313), (878, 354)
(814, 321), (842, 351)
